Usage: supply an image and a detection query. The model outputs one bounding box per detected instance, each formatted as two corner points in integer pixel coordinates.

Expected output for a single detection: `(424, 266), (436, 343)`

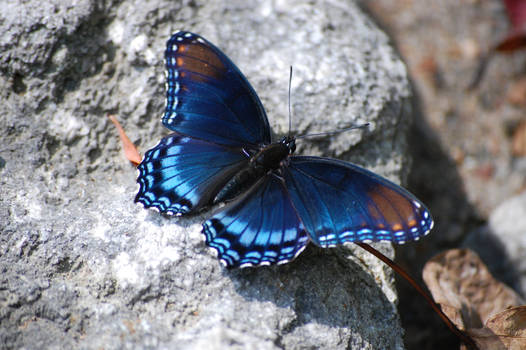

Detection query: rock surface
(367, 2), (526, 348)
(464, 191), (526, 295)
(0, 1), (414, 349)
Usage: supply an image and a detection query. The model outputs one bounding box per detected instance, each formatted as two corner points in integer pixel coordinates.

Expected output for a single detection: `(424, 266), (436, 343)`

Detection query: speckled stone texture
(0, 1), (415, 349)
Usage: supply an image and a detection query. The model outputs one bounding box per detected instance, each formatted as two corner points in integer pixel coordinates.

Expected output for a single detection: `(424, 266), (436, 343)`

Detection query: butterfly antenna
(288, 66), (293, 137)
(296, 123), (370, 139)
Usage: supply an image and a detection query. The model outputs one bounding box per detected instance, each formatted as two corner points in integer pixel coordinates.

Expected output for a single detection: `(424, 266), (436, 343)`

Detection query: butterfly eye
(289, 139), (296, 154)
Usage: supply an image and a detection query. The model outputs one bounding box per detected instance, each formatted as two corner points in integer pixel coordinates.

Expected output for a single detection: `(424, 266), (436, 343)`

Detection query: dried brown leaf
(422, 249), (524, 331)
(468, 306), (526, 350)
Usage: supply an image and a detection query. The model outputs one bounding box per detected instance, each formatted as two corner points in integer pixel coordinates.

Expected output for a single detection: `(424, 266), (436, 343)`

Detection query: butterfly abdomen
(213, 165), (266, 204)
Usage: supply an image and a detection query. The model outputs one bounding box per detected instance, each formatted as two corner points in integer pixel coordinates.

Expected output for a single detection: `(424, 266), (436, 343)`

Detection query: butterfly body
(250, 136), (296, 171)
(214, 136), (295, 205)
(135, 31), (433, 268)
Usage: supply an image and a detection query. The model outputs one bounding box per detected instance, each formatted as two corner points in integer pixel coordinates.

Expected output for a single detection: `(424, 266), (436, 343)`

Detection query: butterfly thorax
(212, 136), (296, 205)
(253, 136), (296, 170)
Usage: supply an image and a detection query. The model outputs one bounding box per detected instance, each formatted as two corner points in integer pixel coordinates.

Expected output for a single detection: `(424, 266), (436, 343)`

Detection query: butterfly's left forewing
(163, 32), (271, 147)
(136, 31), (274, 215)
(284, 156), (433, 247)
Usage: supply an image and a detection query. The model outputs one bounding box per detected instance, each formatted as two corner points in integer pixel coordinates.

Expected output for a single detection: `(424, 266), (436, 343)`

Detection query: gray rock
(464, 191), (526, 296)
(0, 0), (413, 349)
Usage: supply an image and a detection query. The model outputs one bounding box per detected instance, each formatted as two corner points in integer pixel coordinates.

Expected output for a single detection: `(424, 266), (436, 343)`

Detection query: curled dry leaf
(422, 249), (524, 330)
(467, 306), (526, 350)
(108, 114), (142, 166)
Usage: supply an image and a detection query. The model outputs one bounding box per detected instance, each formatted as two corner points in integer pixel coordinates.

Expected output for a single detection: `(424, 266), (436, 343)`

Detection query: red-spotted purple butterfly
(135, 31), (433, 268)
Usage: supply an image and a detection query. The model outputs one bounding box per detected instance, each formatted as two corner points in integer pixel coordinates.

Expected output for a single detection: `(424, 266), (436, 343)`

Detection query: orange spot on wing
(175, 42), (226, 81)
(366, 185), (416, 226)
(185, 43), (225, 70)
(392, 223), (403, 231)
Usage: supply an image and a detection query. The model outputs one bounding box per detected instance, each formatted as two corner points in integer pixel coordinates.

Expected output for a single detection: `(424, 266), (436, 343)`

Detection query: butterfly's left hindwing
(284, 156), (433, 247)
(202, 174), (309, 268)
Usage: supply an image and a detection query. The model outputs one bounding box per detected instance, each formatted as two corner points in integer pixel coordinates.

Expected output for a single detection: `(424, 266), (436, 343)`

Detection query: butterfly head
(280, 135), (296, 155)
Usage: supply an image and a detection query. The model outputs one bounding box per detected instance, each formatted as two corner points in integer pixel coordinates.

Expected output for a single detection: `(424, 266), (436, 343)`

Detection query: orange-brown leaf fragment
(422, 249), (524, 331)
(495, 0), (526, 53)
(468, 0), (526, 89)
(108, 114), (142, 166)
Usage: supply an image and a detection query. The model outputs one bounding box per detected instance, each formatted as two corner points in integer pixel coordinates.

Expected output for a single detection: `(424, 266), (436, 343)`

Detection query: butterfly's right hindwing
(135, 132), (248, 215)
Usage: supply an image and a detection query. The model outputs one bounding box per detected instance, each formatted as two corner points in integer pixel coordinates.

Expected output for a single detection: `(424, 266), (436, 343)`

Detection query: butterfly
(135, 31), (433, 268)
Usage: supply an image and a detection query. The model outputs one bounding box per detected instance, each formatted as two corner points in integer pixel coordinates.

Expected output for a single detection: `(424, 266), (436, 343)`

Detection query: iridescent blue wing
(163, 31), (271, 147)
(135, 132), (247, 215)
(284, 156), (433, 247)
(202, 174), (309, 268)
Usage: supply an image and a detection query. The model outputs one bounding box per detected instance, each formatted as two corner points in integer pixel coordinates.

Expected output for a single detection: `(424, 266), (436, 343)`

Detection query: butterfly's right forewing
(135, 132), (248, 215)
